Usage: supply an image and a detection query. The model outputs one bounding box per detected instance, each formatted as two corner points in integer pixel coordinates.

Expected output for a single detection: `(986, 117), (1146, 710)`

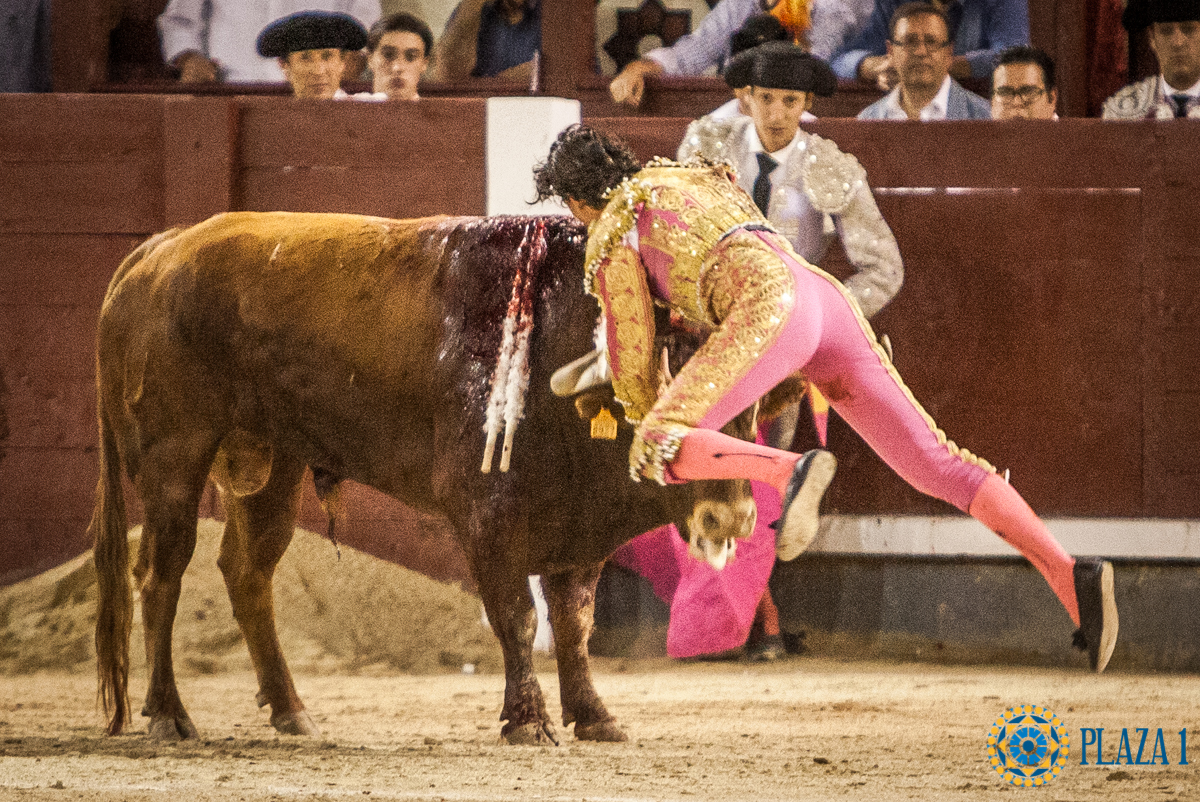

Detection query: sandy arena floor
(1, 658), (1198, 802)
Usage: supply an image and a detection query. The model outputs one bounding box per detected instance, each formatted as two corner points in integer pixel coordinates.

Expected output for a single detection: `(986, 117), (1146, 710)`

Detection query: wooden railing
(2, 94), (1196, 588)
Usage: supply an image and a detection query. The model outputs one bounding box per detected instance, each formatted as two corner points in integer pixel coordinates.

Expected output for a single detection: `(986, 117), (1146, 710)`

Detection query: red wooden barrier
(1, 94), (1197, 588)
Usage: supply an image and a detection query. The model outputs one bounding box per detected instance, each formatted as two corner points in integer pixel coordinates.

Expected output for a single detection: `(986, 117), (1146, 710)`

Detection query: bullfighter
(534, 124), (1119, 672)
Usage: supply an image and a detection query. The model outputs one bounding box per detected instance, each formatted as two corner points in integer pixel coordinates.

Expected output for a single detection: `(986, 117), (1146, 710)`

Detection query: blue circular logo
(986, 705), (1070, 787)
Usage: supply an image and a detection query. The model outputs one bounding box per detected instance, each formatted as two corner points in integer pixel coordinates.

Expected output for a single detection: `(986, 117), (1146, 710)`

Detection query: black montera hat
(730, 14), (789, 56)
(723, 47), (757, 89)
(1123, 0), (1200, 32)
(256, 11), (369, 58)
(748, 41), (837, 97)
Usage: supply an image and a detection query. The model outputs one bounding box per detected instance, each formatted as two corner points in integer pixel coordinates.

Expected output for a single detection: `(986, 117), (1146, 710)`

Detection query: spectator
(256, 11), (369, 98)
(0, 0), (52, 92)
(158, 0), (380, 84)
(431, 0), (540, 82)
(355, 12), (433, 101)
(609, 0), (874, 108)
(857, 3), (991, 119)
(991, 45), (1058, 119)
(1103, 0), (1200, 119)
(833, 0), (1028, 89)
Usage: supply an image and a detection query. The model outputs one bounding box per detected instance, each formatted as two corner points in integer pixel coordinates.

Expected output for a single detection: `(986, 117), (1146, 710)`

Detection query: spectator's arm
(641, 0), (759, 76)
(492, 59), (534, 82)
(830, 0), (894, 81)
(959, 0), (1030, 78)
(831, 48), (870, 80)
(835, 185), (904, 319)
(430, 0), (488, 81)
(157, 0), (210, 67)
(609, 58), (663, 106)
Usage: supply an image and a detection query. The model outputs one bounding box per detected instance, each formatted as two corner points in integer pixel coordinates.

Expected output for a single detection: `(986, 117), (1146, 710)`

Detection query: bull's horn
(658, 347), (673, 398)
(687, 532), (736, 571)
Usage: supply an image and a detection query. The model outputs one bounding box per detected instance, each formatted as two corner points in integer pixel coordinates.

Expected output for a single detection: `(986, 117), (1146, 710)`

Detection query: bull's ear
(759, 374), (809, 422)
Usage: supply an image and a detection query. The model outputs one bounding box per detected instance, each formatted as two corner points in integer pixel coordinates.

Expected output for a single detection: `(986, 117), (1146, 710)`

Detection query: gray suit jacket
(857, 78), (992, 120)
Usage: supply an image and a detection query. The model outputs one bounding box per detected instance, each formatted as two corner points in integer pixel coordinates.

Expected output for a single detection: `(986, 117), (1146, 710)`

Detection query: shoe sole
(1094, 561), (1118, 673)
(776, 450), (837, 562)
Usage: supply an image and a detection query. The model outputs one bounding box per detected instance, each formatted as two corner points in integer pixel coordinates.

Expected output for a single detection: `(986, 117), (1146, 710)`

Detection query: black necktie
(1171, 94), (1190, 118)
(752, 152), (778, 215)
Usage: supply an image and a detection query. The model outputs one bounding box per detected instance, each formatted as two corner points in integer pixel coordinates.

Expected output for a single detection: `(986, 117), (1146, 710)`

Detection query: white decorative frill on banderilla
(481, 220), (549, 473)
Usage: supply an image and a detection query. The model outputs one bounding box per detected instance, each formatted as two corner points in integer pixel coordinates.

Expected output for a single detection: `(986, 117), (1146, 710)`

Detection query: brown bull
(92, 212), (757, 745)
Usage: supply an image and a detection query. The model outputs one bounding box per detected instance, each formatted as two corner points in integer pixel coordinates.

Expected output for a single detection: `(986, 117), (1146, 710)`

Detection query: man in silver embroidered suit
(1103, 0), (1200, 120)
(678, 42), (903, 322)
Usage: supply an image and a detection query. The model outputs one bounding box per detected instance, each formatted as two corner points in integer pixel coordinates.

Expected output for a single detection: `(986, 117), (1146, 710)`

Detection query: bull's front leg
(542, 565), (627, 742)
(476, 568), (559, 745)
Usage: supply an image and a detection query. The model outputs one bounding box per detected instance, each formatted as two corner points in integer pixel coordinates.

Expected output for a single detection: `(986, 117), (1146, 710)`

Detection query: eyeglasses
(890, 36), (951, 52)
(993, 85), (1047, 103)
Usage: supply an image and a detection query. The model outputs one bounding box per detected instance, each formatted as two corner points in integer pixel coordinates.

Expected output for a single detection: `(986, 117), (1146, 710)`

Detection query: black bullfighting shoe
(746, 634), (786, 662)
(1072, 559), (1118, 673)
(773, 449), (837, 562)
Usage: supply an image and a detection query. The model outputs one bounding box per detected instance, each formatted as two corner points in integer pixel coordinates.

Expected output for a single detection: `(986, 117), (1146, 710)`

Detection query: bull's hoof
(501, 721), (560, 746)
(147, 715), (199, 741)
(271, 710), (322, 737)
(574, 721), (628, 743)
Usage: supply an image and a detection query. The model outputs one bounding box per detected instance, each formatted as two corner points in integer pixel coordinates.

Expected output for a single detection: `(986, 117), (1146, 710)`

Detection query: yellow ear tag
(590, 407), (618, 440)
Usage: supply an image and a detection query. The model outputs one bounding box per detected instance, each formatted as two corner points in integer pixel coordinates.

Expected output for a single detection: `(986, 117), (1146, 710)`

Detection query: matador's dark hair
(532, 124), (642, 210)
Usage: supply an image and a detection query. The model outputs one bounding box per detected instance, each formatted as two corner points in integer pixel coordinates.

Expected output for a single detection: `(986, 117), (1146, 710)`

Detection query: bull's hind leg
(475, 566), (559, 745)
(542, 566), (627, 742)
(134, 432), (221, 741)
(216, 454), (318, 736)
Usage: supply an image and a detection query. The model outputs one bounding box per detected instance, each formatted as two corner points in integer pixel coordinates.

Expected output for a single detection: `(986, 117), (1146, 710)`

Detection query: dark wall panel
(1, 97), (1197, 588)
(296, 483), (469, 588)
(807, 120), (1152, 189)
(585, 117), (693, 162)
(0, 96), (164, 235)
(237, 99), (488, 218)
(0, 95), (163, 160)
(0, 162), (163, 235)
(823, 191), (1144, 515)
(0, 235), (136, 304)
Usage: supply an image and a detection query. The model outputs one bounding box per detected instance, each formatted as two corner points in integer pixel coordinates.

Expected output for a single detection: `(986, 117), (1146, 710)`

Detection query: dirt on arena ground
(2, 525), (1198, 801)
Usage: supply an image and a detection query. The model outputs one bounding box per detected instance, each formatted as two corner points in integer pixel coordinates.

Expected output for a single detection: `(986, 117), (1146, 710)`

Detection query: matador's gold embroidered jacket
(584, 161), (771, 424)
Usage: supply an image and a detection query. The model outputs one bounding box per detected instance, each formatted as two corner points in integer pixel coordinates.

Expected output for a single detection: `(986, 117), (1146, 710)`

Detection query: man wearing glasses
(857, 2), (991, 119)
(834, 0), (1028, 90)
(991, 46), (1058, 120)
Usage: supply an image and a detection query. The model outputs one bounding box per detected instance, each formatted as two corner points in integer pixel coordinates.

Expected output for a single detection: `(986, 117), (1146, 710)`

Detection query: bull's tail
(92, 398), (131, 735)
(90, 231), (177, 736)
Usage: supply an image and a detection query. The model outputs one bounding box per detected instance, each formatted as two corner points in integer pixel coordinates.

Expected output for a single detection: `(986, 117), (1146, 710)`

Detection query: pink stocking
(969, 474), (1078, 624)
(668, 428), (798, 494)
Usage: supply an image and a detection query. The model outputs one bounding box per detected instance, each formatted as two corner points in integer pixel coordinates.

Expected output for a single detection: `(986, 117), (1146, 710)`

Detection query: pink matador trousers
(627, 228), (1078, 639)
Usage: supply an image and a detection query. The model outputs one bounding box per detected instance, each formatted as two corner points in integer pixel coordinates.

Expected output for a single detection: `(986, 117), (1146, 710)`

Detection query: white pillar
(485, 97), (582, 217)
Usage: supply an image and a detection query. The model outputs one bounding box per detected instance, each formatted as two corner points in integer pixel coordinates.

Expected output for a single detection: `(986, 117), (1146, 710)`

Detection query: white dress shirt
(879, 74), (953, 120)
